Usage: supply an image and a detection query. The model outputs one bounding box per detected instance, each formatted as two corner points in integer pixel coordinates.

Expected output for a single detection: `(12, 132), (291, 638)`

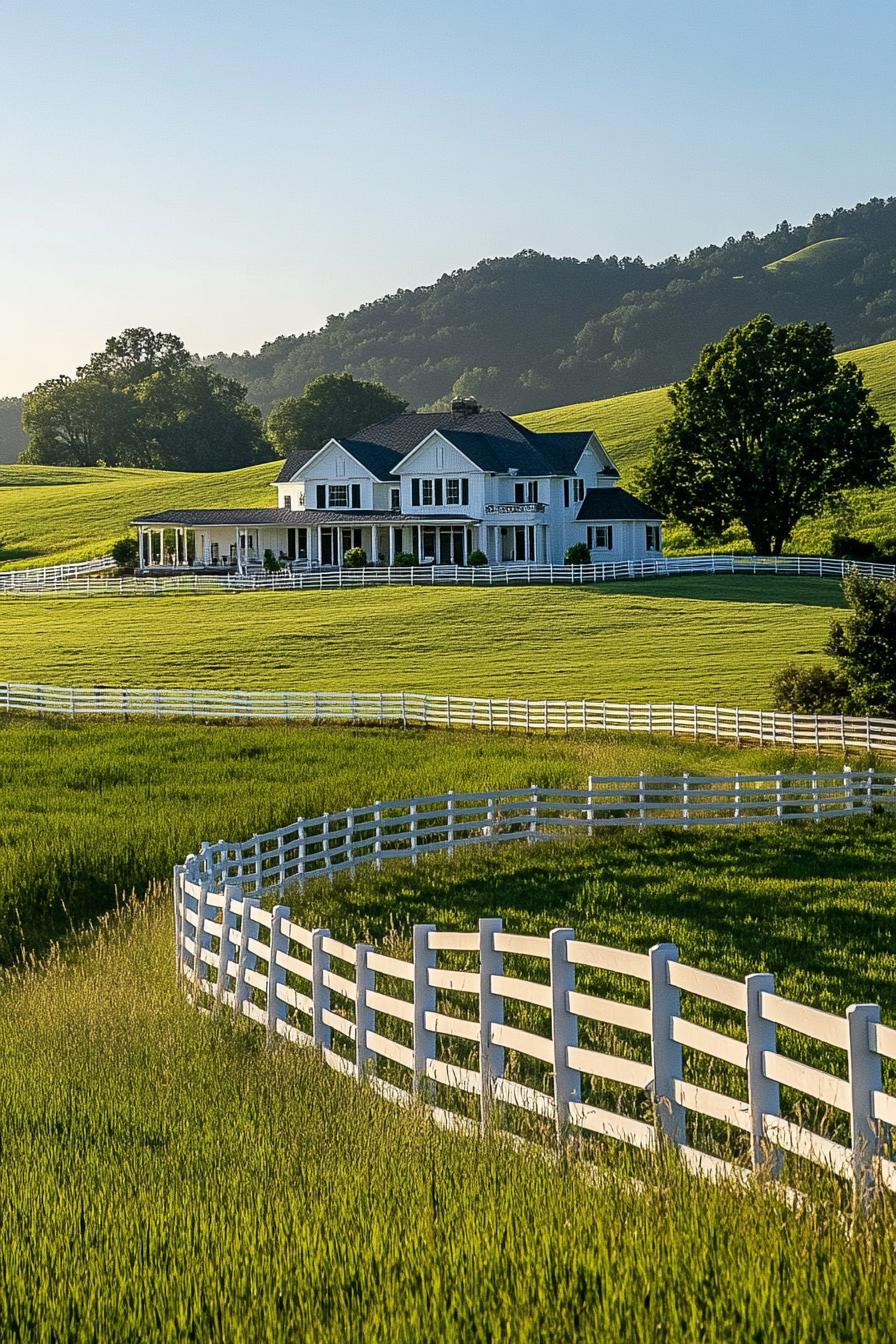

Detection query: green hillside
(763, 236), (854, 272)
(1, 337), (894, 569)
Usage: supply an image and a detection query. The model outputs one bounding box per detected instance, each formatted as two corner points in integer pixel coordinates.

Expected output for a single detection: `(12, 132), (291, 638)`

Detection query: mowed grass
(2, 340), (895, 570)
(0, 576), (844, 704)
(2, 714), (857, 962)
(4, 898), (896, 1342)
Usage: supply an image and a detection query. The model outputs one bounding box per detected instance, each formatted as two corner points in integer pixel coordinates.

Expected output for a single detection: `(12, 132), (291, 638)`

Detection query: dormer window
(283, 495), (292, 511)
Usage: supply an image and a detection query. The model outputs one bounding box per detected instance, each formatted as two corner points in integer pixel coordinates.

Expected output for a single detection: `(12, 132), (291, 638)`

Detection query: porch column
(389, 526), (396, 565)
(371, 524), (379, 566)
(317, 525), (324, 566)
(417, 524), (422, 562)
(235, 527), (241, 573)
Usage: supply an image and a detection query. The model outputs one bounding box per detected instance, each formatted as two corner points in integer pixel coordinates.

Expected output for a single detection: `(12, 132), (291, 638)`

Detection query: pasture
(0, 576), (844, 703)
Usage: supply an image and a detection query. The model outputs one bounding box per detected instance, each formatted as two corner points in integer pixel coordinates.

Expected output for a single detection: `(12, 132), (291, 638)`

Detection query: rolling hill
(1, 336), (894, 569)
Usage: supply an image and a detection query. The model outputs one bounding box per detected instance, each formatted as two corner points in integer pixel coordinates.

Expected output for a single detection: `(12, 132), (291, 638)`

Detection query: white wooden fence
(5, 680), (896, 757)
(0, 555), (114, 588)
(2, 551), (894, 597)
(175, 779), (896, 1197)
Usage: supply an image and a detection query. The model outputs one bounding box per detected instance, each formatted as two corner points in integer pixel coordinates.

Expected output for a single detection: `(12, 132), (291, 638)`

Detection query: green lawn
(1, 339), (894, 570)
(0, 576), (843, 704)
(763, 236), (852, 272)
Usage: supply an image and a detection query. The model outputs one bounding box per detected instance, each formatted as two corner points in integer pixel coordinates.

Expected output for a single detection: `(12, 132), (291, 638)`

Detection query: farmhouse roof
(132, 508), (476, 527)
(274, 411), (597, 482)
(576, 488), (663, 522)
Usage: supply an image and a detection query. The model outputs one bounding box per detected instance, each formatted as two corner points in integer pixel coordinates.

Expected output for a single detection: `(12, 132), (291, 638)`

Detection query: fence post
(409, 802), (418, 864)
(311, 928), (332, 1050)
(639, 772), (646, 828)
(355, 943), (375, 1080)
(845, 764), (853, 814)
(775, 770), (784, 821)
(191, 870), (211, 992)
(648, 943), (685, 1145)
(266, 903), (290, 1041)
(682, 773), (689, 830)
(745, 972), (780, 1173)
(215, 881), (240, 1006)
(528, 783), (538, 842)
(412, 923), (437, 1096)
(374, 802), (383, 870)
(866, 766), (875, 811)
(172, 864), (187, 981)
(479, 917), (504, 1134)
(233, 893), (260, 1020)
(847, 1003), (883, 1198)
(447, 790), (455, 857)
(812, 770), (820, 821)
(550, 927), (580, 1143)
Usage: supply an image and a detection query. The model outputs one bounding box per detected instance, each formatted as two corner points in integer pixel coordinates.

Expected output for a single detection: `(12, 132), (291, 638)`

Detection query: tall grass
(1, 897), (894, 1342)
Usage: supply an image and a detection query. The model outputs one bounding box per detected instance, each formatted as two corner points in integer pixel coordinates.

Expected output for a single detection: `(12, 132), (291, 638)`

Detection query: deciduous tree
(266, 373), (407, 458)
(640, 315), (894, 554)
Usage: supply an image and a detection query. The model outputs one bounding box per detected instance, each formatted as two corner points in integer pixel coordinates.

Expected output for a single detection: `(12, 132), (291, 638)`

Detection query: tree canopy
(266, 373), (407, 459)
(826, 572), (896, 717)
(20, 328), (270, 471)
(639, 315), (894, 554)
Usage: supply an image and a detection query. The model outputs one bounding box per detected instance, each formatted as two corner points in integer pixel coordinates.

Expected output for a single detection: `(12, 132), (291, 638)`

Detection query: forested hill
(205, 195), (896, 414)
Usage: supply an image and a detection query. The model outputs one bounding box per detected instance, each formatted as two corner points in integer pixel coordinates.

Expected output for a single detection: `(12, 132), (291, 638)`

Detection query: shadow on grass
(593, 575), (847, 609)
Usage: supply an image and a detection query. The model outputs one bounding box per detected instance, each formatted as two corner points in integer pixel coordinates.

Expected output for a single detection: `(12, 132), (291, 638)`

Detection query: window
(411, 476), (467, 507)
(587, 526), (613, 550)
(283, 495), (292, 511)
(646, 524), (661, 551)
(573, 479), (585, 502)
(563, 480), (570, 508)
(446, 479), (460, 505)
(335, 457), (346, 478)
(391, 488), (400, 511)
(328, 484), (348, 508)
(422, 480), (433, 506)
(514, 480), (539, 503)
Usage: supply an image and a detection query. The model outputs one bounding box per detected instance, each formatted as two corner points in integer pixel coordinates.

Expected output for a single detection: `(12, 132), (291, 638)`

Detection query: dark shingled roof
(273, 447), (320, 483)
(576, 488), (663, 522)
(275, 411), (598, 482)
(133, 508), (475, 527)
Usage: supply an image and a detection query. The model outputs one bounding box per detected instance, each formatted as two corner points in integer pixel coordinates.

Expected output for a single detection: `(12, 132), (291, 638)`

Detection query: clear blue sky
(1, 0), (894, 394)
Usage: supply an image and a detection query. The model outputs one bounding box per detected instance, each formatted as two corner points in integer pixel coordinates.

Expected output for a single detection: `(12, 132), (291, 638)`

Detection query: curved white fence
(4, 680), (896, 757)
(175, 772), (896, 1199)
(0, 555), (114, 588)
(1, 551), (894, 596)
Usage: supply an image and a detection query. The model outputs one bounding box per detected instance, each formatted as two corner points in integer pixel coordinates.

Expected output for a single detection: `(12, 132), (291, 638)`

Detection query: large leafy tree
(20, 329), (269, 471)
(640, 314), (894, 554)
(267, 373), (407, 458)
(826, 572), (896, 716)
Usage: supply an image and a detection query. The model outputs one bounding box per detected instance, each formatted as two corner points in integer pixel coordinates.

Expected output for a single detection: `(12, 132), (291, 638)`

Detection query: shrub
(343, 547), (367, 568)
(467, 549), (488, 567)
(565, 542), (591, 564)
(770, 662), (851, 715)
(830, 534), (878, 562)
(826, 572), (896, 716)
(111, 536), (139, 570)
(393, 552), (416, 567)
(263, 549), (282, 574)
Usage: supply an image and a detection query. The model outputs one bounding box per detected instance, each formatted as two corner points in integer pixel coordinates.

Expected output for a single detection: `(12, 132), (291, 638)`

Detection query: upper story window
(646, 524), (661, 551)
(316, 483), (361, 509)
(565, 478), (585, 505)
(410, 478), (469, 508)
(283, 495), (292, 511)
(391, 488), (400, 511)
(514, 480), (539, 503)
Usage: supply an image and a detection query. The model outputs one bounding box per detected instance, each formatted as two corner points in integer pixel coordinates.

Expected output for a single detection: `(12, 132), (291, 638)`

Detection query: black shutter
(461, 478), (469, 506)
(564, 480), (570, 507)
(514, 482), (524, 502)
(607, 527), (613, 550)
(316, 484), (326, 508)
(435, 479), (443, 505)
(351, 483), (361, 509)
(412, 479), (420, 506)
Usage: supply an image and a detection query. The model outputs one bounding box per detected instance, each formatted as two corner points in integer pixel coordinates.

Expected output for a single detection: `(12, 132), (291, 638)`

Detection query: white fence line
(175, 773), (896, 1199)
(0, 555), (114, 588)
(2, 552), (895, 597)
(4, 680), (896, 757)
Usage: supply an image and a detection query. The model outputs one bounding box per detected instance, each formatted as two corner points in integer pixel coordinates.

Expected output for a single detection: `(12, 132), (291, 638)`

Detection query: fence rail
(175, 776), (896, 1198)
(0, 555), (114, 588)
(5, 679), (896, 756)
(2, 551), (895, 597)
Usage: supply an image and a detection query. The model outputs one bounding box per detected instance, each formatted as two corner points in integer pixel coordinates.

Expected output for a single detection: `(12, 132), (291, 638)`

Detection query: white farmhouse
(134, 400), (662, 571)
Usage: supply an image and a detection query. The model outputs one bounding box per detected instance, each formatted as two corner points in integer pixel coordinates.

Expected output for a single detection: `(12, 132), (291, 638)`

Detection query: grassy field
(1, 339), (894, 570)
(3, 896), (894, 1342)
(4, 713), (864, 963)
(0, 575), (843, 704)
(763, 236), (853, 272)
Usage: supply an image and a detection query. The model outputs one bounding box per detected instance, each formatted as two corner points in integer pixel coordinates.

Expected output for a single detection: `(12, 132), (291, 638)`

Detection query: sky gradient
(1, 0), (894, 395)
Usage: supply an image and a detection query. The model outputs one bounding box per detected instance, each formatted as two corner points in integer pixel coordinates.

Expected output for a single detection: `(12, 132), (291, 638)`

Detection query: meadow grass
(1, 340), (894, 571)
(0, 575), (844, 703)
(2, 863), (896, 1339)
